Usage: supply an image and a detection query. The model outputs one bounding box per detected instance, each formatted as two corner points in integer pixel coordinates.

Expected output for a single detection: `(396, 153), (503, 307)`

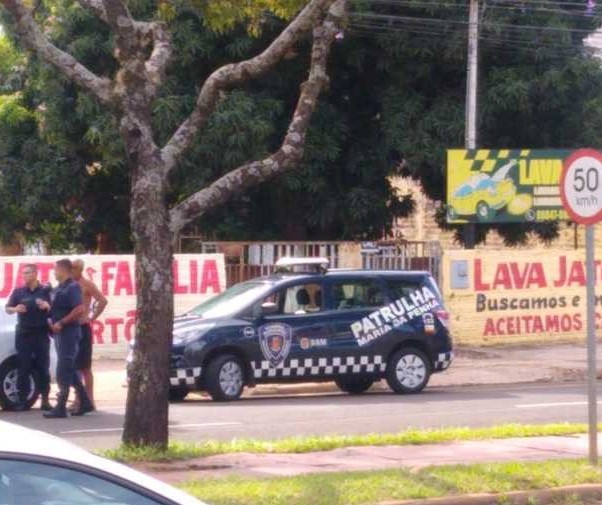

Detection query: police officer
(5, 263), (52, 411)
(44, 259), (94, 419)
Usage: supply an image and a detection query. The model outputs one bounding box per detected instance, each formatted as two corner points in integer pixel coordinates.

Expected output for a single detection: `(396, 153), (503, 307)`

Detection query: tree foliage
(0, 0), (408, 249)
(352, 0), (602, 245)
(3, 0), (602, 249)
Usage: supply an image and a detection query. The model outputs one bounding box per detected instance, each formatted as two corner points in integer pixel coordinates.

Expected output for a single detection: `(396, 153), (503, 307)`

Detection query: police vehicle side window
(249, 283), (322, 317)
(387, 279), (421, 299)
(331, 280), (385, 310)
(282, 283), (322, 314)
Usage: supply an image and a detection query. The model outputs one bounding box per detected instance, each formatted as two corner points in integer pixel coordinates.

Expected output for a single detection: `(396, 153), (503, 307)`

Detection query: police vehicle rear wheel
(0, 358), (39, 410)
(335, 376), (374, 395)
(168, 388), (188, 402)
(206, 354), (245, 402)
(386, 348), (431, 394)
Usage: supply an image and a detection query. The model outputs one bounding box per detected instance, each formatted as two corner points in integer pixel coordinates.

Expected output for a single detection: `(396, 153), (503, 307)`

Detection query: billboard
(446, 149), (572, 223)
(0, 254), (226, 357)
(442, 249), (602, 345)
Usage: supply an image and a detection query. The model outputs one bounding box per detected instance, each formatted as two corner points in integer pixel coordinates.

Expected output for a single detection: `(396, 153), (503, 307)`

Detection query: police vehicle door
(325, 277), (389, 374)
(252, 281), (329, 380)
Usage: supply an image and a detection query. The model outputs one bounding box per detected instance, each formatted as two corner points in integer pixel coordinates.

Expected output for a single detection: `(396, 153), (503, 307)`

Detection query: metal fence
(177, 237), (442, 286)
(361, 241), (442, 284)
(178, 239), (342, 286)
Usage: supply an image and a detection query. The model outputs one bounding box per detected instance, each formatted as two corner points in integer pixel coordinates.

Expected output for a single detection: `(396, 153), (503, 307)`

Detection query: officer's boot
(40, 392), (52, 411)
(44, 389), (68, 418)
(70, 381), (94, 416)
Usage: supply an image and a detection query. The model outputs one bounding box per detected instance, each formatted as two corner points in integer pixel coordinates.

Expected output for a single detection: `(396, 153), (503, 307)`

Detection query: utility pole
(464, 0), (479, 248)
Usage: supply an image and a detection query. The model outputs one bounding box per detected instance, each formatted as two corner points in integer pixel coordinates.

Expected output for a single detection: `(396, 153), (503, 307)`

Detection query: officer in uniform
(5, 264), (52, 411)
(44, 259), (94, 419)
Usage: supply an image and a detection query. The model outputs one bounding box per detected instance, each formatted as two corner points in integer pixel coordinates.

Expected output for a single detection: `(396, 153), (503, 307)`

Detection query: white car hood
(0, 421), (205, 505)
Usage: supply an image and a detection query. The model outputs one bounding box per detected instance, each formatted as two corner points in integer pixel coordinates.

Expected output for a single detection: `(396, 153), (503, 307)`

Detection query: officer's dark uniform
(47, 278), (92, 417)
(6, 283), (52, 409)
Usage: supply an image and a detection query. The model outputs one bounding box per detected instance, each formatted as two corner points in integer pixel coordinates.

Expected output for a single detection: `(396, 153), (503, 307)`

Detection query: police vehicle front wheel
(206, 354), (245, 402)
(335, 376), (374, 395)
(386, 348), (431, 394)
(0, 358), (39, 411)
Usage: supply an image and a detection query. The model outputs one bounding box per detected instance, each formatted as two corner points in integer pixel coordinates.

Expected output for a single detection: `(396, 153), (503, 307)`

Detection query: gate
(361, 241), (442, 283)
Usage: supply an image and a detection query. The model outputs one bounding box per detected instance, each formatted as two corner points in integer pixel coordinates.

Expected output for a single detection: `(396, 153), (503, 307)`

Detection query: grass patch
(179, 459), (602, 505)
(103, 422), (599, 463)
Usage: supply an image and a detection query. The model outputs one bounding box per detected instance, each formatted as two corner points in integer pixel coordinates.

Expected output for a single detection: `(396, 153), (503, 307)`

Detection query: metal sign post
(560, 148), (602, 465)
(586, 224), (598, 465)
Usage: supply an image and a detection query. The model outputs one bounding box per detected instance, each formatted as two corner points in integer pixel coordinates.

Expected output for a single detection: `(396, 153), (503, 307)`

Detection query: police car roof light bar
(274, 256), (330, 274)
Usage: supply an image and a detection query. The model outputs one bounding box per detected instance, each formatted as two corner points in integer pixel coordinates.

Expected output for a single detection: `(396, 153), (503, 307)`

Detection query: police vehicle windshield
(186, 280), (273, 319)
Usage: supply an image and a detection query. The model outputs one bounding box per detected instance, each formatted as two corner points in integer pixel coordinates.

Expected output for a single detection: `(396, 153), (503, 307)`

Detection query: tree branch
(79, 0), (170, 100)
(144, 22), (172, 98)
(169, 0), (347, 233)
(77, 0), (107, 22)
(101, 0), (137, 59)
(1, 0), (113, 104)
(161, 0), (336, 176)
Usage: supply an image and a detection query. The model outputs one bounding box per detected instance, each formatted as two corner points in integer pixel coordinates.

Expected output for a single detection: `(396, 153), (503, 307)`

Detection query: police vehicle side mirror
(261, 302), (278, 316)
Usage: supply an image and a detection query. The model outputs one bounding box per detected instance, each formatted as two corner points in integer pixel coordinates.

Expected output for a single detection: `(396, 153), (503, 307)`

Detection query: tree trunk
(122, 164), (174, 447)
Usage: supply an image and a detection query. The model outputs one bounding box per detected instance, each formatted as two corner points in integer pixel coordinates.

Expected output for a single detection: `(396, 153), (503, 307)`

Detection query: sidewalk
(93, 343), (602, 406)
(133, 434), (598, 484)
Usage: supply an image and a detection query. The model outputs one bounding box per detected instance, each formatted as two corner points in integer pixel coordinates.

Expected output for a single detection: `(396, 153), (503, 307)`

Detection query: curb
(379, 484), (602, 505)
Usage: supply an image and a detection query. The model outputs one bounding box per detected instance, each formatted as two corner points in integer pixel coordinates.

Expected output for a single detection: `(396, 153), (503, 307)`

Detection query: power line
(350, 11), (602, 35)
(354, 0), (602, 9)
(349, 29), (589, 59)
(348, 20), (597, 53)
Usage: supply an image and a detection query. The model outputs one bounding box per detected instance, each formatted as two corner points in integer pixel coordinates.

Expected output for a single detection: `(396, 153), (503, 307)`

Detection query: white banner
(0, 254), (226, 357)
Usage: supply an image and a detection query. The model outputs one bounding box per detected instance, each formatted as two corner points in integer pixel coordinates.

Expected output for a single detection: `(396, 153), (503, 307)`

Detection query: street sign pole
(560, 148), (602, 466)
(586, 224), (598, 465)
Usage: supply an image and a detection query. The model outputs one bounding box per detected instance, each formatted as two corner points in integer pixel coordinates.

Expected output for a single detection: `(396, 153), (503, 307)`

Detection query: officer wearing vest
(44, 259), (94, 418)
(5, 263), (52, 411)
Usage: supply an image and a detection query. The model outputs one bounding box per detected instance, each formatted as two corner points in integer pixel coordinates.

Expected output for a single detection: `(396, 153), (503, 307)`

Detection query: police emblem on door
(259, 323), (293, 367)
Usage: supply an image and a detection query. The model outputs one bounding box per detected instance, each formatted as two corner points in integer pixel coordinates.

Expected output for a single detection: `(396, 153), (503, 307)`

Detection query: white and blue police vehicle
(158, 257), (453, 402)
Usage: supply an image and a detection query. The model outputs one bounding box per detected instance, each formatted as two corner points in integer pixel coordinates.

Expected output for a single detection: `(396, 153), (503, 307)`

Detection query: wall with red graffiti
(0, 254), (226, 357)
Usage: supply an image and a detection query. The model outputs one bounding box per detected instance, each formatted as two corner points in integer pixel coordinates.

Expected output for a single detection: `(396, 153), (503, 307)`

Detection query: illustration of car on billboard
(446, 160), (534, 222)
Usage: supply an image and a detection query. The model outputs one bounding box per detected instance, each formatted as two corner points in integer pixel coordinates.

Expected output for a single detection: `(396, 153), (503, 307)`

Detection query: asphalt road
(0, 382), (599, 450)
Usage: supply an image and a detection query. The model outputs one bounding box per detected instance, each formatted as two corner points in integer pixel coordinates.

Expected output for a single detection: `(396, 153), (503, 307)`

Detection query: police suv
(165, 258), (453, 402)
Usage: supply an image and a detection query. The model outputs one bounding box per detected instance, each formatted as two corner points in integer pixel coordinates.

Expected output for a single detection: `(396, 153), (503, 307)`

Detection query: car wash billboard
(446, 149), (572, 223)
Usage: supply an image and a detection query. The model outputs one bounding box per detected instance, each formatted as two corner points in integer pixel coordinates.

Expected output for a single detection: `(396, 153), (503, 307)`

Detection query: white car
(0, 420), (206, 504)
(0, 307), (57, 410)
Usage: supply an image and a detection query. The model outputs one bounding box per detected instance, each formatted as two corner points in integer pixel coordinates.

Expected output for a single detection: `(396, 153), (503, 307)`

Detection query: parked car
(0, 306), (57, 410)
(0, 420), (206, 504)
(129, 257), (453, 402)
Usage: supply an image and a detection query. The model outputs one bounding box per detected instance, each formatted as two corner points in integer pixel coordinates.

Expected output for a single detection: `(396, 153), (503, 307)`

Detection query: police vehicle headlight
(173, 323), (215, 345)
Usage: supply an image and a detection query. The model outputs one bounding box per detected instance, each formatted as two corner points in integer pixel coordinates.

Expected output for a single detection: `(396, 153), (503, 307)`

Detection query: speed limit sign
(560, 148), (602, 225)
(559, 147), (602, 466)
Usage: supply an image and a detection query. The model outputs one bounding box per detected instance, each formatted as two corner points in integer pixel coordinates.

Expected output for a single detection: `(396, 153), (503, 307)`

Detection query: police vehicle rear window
(331, 280), (385, 310)
(387, 279), (423, 299)
(387, 276), (443, 303)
